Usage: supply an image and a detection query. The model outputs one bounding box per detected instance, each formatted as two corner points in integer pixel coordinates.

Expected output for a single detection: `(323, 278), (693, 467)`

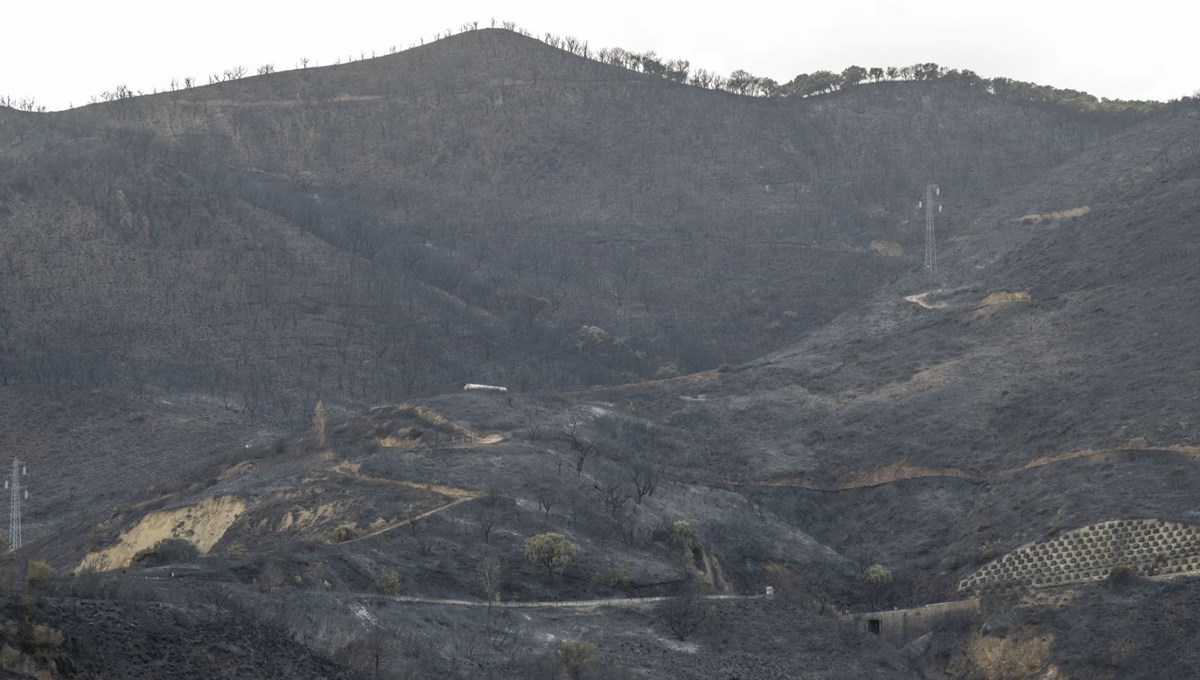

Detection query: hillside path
(903, 290), (947, 309)
(361, 593), (754, 609)
(341, 496), (476, 545)
(750, 443), (1200, 491)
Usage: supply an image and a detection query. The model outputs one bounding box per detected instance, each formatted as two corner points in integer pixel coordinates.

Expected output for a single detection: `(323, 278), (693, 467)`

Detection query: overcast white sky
(4, 0), (1198, 110)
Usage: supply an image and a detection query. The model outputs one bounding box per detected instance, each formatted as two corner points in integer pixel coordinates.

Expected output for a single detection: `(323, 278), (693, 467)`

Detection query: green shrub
(524, 533), (577, 576)
(863, 563), (892, 588)
(377, 570), (402, 595)
(863, 563), (892, 609)
(669, 520), (699, 548)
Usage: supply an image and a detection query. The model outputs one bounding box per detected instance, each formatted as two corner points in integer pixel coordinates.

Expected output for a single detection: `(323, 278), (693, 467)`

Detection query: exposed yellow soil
(377, 433), (419, 448)
(77, 496), (245, 573)
(277, 503), (344, 531)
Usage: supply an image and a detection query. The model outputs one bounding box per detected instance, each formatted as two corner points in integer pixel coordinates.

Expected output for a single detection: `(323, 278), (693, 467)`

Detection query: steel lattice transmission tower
(5, 458), (26, 551)
(922, 183), (941, 279)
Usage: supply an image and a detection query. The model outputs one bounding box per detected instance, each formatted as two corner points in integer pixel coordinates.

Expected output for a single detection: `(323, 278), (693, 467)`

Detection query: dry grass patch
(981, 290), (1032, 305)
(218, 460), (257, 480)
(377, 429), (424, 448)
(966, 630), (1055, 680)
(1021, 438), (1200, 471)
(563, 368), (720, 398)
(869, 240), (905, 257)
(1016, 205), (1090, 224)
(968, 291), (1032, 322)
(855, 358), (963, 401)
(841, 461), (976, 487)
(762, 460), (976, 490)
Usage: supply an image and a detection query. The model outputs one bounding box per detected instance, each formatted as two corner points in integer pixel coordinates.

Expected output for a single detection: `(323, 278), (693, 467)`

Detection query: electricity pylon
(920, 183), (941, 279)
(5, 458), (27, 551)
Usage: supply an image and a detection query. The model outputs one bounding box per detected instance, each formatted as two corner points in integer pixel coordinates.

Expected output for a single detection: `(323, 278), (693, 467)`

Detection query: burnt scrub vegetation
(0, 29), (1148, 426)
(2, 25), (1200, 680)
(1, 398), (883, 679)
(0, 559), (362, 680)
(911, 578), (1200, 679)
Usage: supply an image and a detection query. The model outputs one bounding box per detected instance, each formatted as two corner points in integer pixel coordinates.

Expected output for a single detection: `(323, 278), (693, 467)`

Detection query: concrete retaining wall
(849, 598), (979, 643)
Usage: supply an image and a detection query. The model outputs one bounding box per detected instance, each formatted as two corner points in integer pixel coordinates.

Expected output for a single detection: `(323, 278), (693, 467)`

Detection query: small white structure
(463, 383), (508, 393)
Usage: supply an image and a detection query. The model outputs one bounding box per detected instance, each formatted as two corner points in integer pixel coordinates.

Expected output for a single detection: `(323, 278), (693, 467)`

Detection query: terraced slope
(960, 520), (1200, 592)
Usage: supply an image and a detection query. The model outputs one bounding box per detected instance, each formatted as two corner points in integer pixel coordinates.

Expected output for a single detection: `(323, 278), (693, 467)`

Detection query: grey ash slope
(3, 28), (1199, 680)
(15, 391), (917, 680)
(743, 106), (1200, 474)
(33, 595), (359, 680)
(603, 103), (1200, 602)
(0, 28), (1147, 423)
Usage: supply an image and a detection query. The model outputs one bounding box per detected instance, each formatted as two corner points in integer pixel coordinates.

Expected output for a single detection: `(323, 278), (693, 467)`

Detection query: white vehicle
(463, 383), (508, 393)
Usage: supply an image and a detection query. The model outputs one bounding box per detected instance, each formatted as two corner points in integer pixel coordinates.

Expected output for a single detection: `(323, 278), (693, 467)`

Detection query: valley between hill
(1, 25), (1199, 680)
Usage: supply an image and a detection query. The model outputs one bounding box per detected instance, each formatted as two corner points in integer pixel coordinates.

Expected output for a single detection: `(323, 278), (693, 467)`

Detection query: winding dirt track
(360, 593), (753, 609)
(341, 496), (477, 544)
(903, 290), (947, 309)
(753, 444), (1200, 492)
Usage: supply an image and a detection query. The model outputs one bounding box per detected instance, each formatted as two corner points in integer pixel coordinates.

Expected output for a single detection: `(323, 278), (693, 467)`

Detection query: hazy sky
(4, 0), (1197, 110)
